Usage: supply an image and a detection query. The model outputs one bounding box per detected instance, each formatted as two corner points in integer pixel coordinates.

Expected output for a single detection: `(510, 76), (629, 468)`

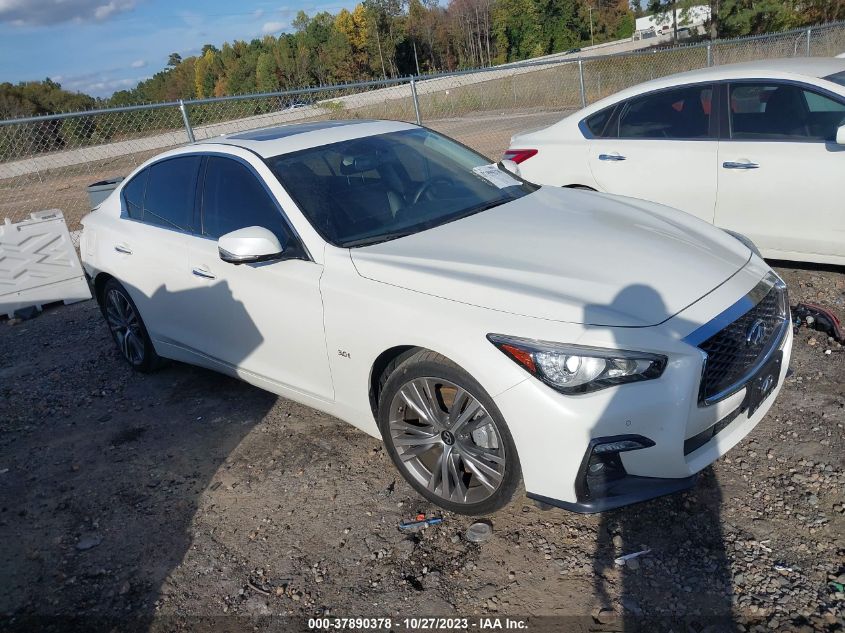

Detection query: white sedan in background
(506, 58), (845, 265)
(81, 120), (791, 515)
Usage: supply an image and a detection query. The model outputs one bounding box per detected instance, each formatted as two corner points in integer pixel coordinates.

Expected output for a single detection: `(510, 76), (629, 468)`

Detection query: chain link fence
(2, 20), (844, 245)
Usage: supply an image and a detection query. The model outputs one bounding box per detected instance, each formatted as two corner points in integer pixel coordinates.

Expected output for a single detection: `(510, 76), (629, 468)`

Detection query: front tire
(377, 350), (522, 515)
(101, 278), (162, 373)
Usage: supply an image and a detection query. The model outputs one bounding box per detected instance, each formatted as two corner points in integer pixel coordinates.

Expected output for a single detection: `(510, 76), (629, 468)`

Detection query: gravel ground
(0, 262), (843, 632)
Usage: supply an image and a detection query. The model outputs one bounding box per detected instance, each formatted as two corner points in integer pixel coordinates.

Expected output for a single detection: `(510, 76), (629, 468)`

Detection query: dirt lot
(1, 261), (843, 632)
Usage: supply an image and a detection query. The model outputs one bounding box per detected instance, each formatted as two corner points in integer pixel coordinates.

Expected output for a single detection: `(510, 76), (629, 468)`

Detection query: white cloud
(261, 20), (287, 35)
(253, 9), (264, 19)
(0, 0), (137, 26)
(130, 59), (146, 68)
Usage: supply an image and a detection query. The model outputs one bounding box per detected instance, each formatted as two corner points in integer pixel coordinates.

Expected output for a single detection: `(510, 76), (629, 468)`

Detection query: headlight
(723, 229), (761, 258)
(487, 334), (667, 395)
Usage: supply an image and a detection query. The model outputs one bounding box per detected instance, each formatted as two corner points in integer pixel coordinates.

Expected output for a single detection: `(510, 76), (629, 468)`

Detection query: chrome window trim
(724, 78), (845, 144)
(684, 272), (789, 407)
(578, 80), (718, 141)
(577, 77), (845, 144)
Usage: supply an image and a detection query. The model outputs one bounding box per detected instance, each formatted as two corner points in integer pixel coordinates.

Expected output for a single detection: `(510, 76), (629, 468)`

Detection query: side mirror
(218, 226), (284, 265)
(837, 124), (845, 146)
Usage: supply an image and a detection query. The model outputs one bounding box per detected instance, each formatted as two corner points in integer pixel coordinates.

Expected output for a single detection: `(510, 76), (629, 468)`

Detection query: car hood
(350, 187), (751, 327)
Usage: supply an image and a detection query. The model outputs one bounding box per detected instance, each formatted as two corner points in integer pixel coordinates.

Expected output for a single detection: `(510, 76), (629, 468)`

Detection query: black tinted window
(730, 83), (845, 141)
(201, 157), (287, 244)
(619, 85), (712, 139)
(823, 70), (845, 87)
(143, 156), (201, 230)
(267, 129), (532, 247)
(122, 169), (146, 220)
(584, 106), (615, 138)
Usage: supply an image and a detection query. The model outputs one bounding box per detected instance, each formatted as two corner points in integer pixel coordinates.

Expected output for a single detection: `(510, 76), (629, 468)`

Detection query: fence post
(706, 43), (712, 67)
(179, 99), (195, 143)
(578, 59), (587, 109)
(806, 27), (812, 56)
(409, 77), (422, 126)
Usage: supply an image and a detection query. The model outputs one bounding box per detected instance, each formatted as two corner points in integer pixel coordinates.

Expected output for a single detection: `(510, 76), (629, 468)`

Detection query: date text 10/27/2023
(307, 617), (529, 630)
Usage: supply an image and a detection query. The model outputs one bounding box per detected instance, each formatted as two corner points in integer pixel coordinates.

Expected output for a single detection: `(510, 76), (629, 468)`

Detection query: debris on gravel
(0, 263), (842, 629)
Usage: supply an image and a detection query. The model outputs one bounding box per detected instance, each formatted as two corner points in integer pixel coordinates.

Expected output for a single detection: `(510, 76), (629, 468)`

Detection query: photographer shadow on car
(582, 284), (734, 631)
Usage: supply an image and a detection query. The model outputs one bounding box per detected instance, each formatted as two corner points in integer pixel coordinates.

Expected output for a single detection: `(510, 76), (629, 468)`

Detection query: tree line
(1, 0), (843, 121)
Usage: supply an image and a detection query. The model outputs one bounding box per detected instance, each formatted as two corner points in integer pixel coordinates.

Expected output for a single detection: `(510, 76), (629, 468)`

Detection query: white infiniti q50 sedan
(80, 120), (792, 515)
(506, 58), (845, 266)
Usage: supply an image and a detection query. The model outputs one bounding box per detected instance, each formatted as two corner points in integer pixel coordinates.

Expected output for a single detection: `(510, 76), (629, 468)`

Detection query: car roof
(660, 56), (845, 83)
(575, 56), (845, 118)
(195, 118), (418, 157)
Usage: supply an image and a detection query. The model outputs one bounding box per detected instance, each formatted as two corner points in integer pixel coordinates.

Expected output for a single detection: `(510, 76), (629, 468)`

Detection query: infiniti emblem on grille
(746, 319), (767, 347)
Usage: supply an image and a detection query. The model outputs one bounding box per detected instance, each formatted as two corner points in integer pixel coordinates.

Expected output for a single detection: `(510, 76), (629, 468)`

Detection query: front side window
(266, 128), (533, 247)
(729, 83), (845, 141)
(201, 157), (288, 245)
(143, 156), (201, 230)
(122, 169), (147, 220)
(618, 85), (713, 139)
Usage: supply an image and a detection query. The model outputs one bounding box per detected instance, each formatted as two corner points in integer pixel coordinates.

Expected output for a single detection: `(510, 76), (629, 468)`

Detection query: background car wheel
(377, 350), (522, 515)
(101, 278), (162, 373)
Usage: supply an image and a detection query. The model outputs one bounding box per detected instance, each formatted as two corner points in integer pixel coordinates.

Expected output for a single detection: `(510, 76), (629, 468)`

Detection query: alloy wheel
(388, 377), (506, 505)
(105, 289), (145, 366)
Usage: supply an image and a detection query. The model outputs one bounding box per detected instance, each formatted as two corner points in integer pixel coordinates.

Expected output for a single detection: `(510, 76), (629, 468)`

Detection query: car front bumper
(493, 320), (793, 514)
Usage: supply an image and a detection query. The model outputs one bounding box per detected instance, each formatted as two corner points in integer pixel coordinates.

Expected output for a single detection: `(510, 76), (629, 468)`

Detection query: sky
(0, 0), (359, 98)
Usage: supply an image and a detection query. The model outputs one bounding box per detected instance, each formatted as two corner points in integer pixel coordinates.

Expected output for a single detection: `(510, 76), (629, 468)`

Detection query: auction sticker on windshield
(472, 164), (521, 189)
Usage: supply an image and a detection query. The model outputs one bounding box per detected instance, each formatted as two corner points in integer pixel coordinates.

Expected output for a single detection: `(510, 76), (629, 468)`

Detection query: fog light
(577, 435), (656, 502)
(593, 438), (655, 455)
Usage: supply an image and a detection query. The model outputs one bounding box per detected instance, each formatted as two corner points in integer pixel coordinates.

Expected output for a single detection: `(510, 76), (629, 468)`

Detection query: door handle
(191, 267), (216, 280)
(722, 161), (759, 170)
(114, 243), (132, 254)
(598, 153), (626, 161)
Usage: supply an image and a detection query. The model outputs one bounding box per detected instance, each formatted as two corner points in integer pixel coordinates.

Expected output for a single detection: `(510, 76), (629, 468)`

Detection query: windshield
(825, 70), (845, 87)
(266, 128), (534, 247)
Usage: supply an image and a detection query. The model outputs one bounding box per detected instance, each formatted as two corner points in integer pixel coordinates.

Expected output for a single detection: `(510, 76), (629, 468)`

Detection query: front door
(180, 155), (333, 400)
(715, 81), (845, 261)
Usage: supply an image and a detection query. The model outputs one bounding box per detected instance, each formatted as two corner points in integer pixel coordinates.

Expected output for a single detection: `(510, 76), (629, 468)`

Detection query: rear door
(715, 81), (845, 261)
(110, 156), (201, 345)
(587, 83), (719, 223)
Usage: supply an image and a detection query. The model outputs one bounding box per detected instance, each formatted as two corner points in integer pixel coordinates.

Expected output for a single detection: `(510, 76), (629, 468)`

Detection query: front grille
(697, 279), (787, 403)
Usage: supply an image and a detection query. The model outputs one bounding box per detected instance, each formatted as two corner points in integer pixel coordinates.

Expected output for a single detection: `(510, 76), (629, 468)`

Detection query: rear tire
(101, 278), (162, 373)
(377, 350), (522, 515)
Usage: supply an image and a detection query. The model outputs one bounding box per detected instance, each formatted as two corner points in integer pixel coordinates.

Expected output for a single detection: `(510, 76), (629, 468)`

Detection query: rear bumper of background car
(493, 324), (792, 514)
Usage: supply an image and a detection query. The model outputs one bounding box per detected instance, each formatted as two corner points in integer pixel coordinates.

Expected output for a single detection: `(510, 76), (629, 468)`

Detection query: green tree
(167, 52), (182, 66)
(194, 49), (222, 98)
(255, 52), (281, 92)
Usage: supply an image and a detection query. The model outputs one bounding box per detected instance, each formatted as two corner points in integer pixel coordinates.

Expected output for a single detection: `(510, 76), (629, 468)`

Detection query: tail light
(502, 148), (538, 164)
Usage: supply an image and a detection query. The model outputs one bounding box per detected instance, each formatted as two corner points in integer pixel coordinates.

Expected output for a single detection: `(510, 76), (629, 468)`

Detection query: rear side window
(824, 70), (845, 87)
(619, 85), (713, 139)
(729, 83), (845, 141)
(143, 156), (201, 231)
(201, 157), (287, 244)
(122, 169), (147, 220)
(583, 106), (615, 138)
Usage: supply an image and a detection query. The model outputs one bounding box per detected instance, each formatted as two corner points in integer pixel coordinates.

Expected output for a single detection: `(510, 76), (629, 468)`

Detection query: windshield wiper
(343, 230), (417, 248)
(343, 198), (512, 248)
